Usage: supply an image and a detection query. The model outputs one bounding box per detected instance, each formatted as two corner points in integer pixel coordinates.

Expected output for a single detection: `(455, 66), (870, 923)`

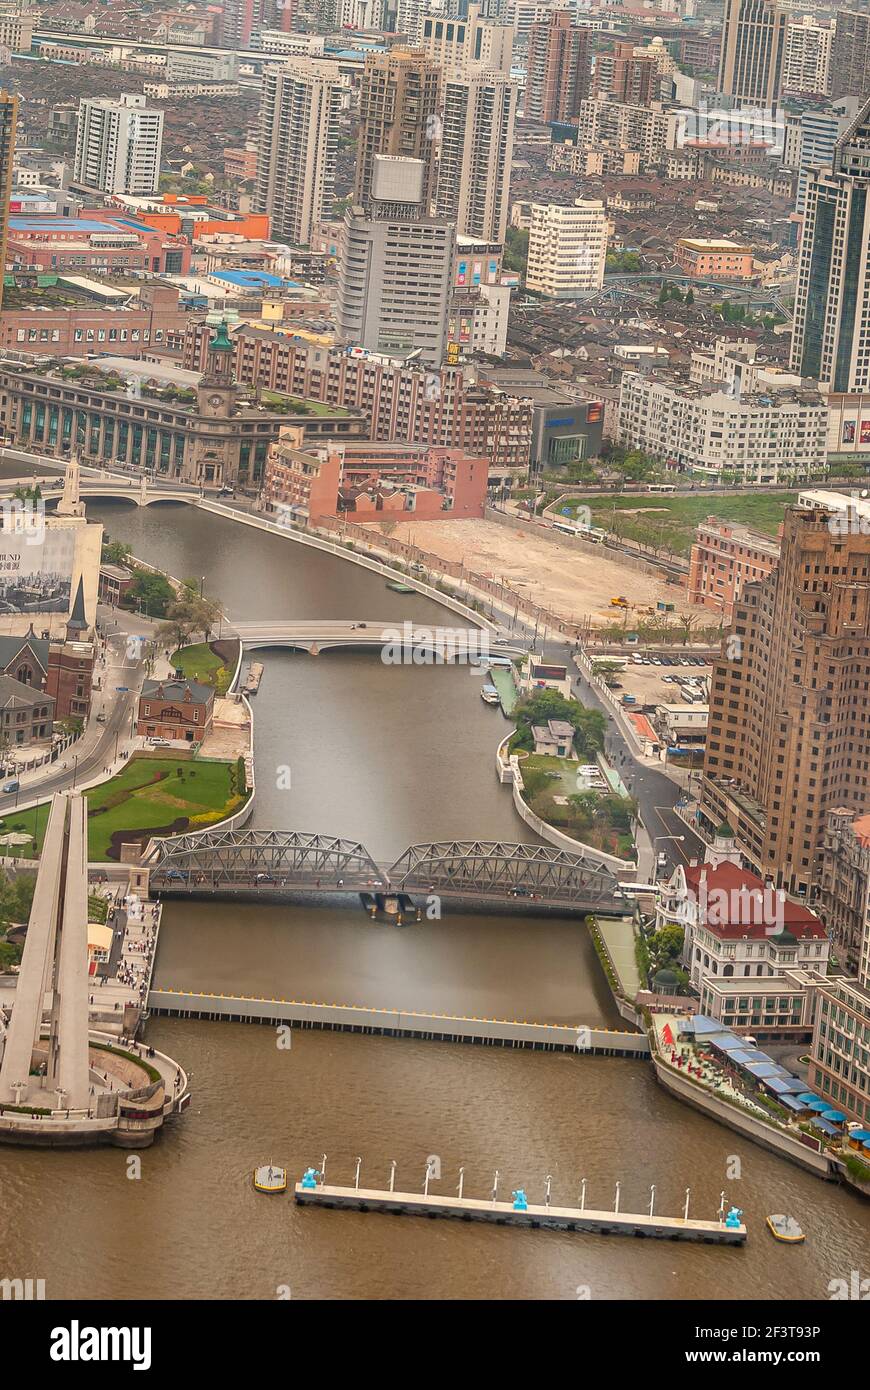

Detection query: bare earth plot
(377, 518), (695, 627)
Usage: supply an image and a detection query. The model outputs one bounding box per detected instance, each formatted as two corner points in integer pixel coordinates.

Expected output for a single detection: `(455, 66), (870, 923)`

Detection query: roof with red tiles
(681, 860), (826, 939)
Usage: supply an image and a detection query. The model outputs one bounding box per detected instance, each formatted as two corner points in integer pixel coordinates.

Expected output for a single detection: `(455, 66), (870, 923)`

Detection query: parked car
(2, 780), (18, 794)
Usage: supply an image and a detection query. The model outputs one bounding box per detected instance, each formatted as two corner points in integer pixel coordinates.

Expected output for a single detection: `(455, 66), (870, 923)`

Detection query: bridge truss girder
(148, 828), (383, 887)
(385, 840), (621, 905)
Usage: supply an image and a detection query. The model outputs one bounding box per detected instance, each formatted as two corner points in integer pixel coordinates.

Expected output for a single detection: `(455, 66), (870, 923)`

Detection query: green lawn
(563, 492), (799, 558)
(171, 642), (233, 695)
(261, 389), (348, 417)
(516, 753), (636, 860)
(0, 754), (247, 862)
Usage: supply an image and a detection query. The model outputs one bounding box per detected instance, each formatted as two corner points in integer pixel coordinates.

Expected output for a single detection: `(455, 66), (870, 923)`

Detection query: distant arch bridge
(145, 829), (630, 913)
(232, 620), (526, 658)
(0, 477), (199, 506)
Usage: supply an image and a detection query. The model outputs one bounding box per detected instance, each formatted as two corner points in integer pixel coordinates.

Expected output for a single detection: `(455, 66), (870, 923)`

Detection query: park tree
(647, 923), (685, 972)
(125, 571), (175, 619)
(102, 540), (133, 565)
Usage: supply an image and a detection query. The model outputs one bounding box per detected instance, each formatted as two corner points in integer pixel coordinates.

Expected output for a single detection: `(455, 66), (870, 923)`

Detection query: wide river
(1, 501), (868, 1301)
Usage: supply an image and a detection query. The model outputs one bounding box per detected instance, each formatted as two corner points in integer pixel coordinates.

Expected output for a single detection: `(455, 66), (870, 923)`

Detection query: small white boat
(253, 1164), (287, 1194)
(766, 1214), (805, 1243)
(480, 684), (500, 705)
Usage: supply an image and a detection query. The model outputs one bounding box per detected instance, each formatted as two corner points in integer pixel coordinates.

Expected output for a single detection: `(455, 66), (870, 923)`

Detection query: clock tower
(197, 318), (237, 419)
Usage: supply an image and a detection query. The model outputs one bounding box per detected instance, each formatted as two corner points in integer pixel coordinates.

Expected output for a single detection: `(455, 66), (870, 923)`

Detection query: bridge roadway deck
(149, 876), (629, 913)
(231, 620), (527, 658)
(147, 989), (649, 1054)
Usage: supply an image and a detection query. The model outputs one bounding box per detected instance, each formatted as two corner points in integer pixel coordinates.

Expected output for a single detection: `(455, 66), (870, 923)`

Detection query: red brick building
(264, 430), (490, 523)
(137, 678), (214, 743)
(688, 516), (780, 623)
(183, 323), (533, 476)
(0, 283), (188, 358)
(6, 214), (191, 276)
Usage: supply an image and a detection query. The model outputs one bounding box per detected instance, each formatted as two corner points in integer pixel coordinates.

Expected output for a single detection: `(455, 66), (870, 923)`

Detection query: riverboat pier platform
(294, 1177), (747, 1244)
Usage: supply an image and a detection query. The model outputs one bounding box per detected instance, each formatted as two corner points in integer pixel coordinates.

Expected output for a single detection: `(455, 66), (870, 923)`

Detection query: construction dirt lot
(380, 518), (695, 628)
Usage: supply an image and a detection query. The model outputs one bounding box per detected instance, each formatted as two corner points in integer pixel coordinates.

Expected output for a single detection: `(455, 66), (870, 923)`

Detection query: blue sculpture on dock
(512, 1188), (528, 1211)
(725, 1206), (743, 1229)
(301, 1167), (321, 1190)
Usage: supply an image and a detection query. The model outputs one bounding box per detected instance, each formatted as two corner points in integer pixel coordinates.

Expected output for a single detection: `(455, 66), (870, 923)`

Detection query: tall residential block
(525, 200), (607, 297)
(421, 2), (514, 76)
(435, 71), (517, 242)
(781, 14), (831, 98)
(790, 98), (870, 393)
(0, 91), (16, 314)
(354, 49), (441, 211)
(524, 10), (590, 123)
(718, 0), (787, 108)
(699, 494), (870, 897)
(73, 94), (163, 196)
(829, 11), (870, 105)
(255, 60), (341, 246)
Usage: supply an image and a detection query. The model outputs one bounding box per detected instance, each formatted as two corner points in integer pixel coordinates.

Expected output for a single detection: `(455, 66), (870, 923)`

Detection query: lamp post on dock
(354, 1156), (362, 1192)
(457, 1167), (465, 1201)
(321, 1154), (327, 1187)
(491, 1169), (500, 1205)
(718, 1191), (726, 1223)
(580, 1178), (587, 1212)
(649, 1184), (656, 1218)
(544, 1175), (552, 1209)
(684, 1187), (691, 1221)
(389, 1160), (397, 1193)
(614, 1181), (621, 1214)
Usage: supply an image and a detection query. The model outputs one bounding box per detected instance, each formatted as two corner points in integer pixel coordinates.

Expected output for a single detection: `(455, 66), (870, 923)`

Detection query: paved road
(7, 616), (150, 815)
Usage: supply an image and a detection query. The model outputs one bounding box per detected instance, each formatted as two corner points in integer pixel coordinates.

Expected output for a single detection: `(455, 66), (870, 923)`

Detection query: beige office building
(718, 0), (787, 108)
(526, 200), (608, 298)
(700, 494), (870, 896)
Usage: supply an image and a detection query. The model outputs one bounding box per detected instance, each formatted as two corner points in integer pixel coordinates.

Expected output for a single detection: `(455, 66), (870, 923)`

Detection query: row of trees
(102, 541), (222, 640)
(0, 867), (36, 968)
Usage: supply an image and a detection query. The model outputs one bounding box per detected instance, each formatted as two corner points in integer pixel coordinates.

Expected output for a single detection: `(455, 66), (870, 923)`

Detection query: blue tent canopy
(809, 1116), (839, 1136)
(849, 1128), (870, 1141)
(765, 1076), (805, 1094)
(808, 1099), (833, 1112)
(780, 1094), (807, 1112)
(797, 1092), (824, 1104)
(821, 1109), (847, 1123)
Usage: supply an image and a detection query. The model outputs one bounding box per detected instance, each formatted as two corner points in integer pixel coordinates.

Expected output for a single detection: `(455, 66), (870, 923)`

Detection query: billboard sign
(0, 525), (75, 616)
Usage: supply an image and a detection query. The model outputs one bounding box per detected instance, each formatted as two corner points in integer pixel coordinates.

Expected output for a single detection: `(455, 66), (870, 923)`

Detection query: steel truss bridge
(145, 830), (628, 912)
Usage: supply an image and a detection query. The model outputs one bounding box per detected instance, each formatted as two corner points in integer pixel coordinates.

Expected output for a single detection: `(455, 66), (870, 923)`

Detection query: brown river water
(0, 502), (866, 1301)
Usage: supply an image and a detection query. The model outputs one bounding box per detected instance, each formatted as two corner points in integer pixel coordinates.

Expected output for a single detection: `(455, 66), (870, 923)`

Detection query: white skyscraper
(73, 93), (163, 196)
(255, 60), (342, 247)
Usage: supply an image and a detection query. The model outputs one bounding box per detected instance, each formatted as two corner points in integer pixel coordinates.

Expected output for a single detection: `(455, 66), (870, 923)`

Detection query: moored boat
(480, 684), (500, 705)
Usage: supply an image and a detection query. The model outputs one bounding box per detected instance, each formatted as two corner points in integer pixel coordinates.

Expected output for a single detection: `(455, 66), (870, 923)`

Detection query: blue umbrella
(821, 1108), (847, 1123)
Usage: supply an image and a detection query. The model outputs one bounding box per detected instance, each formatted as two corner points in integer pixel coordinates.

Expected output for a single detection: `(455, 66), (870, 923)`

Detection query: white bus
(647, 484), (676, 494)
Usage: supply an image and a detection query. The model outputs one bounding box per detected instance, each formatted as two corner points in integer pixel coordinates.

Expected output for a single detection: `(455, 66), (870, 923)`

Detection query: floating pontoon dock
(293, 1182), (747, 1244)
